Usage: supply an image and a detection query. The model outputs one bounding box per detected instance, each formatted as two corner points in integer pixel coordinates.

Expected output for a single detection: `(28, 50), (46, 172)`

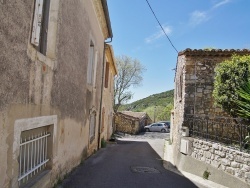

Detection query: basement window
(13, 115), (57, 187)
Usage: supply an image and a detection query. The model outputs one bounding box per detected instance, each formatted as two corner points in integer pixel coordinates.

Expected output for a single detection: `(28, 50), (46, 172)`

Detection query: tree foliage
(157, 103), (173, 121)
(114, 55), (146, 113)
(213, 55), (250, 116)
(235, 81), (250, 119)
(120, 90), (174, 112)
(143, 103), (173, 122)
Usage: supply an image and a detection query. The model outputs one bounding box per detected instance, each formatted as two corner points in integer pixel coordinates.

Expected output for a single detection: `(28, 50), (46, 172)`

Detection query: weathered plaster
(0, 0), (114, 187)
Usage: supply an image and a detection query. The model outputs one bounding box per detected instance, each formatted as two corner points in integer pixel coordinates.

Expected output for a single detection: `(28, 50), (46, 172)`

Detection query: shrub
(203, 169), (211, 179)
(213, 55), (250, 116)
(235, 81), (250, 119)
(101, 138), (106, 148)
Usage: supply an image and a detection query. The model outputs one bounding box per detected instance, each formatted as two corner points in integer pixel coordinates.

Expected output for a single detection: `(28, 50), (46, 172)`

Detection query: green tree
(143, 106), (155, 122)
(114, 55), (146, 113)
(157, 103), (173, 121)
(143, 104), (173, 122)
(213, 55), (250, 116)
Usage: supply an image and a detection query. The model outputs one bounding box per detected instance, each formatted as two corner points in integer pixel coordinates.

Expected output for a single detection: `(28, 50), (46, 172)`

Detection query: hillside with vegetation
(119, 89), (174, 121)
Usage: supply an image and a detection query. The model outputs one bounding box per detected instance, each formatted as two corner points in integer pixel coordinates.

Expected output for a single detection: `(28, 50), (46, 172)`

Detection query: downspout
(98, 37), (112, 149)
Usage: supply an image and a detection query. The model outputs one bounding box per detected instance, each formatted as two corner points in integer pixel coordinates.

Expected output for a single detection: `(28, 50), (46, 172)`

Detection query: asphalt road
(59, 132), (202, 188)
(119, 131), (170, 140)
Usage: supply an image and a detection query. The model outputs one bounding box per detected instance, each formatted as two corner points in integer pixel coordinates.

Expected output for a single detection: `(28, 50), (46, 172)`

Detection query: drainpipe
(98, 37), (112, 149)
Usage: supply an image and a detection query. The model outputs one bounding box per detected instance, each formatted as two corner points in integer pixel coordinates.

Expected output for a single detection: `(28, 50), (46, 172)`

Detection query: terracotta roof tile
(119, 111), (147, 119)
(178, 48), (250, 57)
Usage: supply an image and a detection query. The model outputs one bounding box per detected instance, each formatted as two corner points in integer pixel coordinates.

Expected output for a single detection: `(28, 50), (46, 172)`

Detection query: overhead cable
(145, 0), (179, 54)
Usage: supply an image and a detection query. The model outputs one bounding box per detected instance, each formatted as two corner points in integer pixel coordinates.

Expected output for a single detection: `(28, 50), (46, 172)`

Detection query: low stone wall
(191, 138), (250, 184)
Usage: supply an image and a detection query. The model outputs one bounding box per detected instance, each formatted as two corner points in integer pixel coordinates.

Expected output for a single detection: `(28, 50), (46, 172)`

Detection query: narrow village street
(58, 132), (206, 188)
(1, 1), (250, 188)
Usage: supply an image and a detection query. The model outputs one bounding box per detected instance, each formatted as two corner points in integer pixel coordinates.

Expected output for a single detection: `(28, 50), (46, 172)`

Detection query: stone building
(115, 111), (152, 134)
(172, 49), (250, 187)
(0, 0), (115, 187)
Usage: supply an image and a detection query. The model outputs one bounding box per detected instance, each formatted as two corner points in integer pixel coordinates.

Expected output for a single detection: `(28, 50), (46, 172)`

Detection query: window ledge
(22, 170), (51, 188)
(27, 44), (57, 71)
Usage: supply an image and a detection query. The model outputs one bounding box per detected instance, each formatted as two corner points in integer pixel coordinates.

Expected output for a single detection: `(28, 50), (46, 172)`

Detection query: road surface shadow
(59, 140), (200, 188)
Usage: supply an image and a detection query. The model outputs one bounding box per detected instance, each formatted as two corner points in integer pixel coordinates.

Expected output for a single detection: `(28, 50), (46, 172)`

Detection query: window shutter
(31, 0), (44, 46)
(105, 62), (109, 88)
(93, 51), (98, 86)
(87, 43), (94, 84)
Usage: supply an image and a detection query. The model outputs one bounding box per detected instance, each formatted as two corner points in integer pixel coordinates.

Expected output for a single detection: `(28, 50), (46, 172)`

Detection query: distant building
(101, 44), (118, 141)
(115, 111), (152, 134)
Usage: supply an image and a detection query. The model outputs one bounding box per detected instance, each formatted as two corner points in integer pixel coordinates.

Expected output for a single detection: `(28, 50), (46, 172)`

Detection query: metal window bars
(18, 131), (50, 185)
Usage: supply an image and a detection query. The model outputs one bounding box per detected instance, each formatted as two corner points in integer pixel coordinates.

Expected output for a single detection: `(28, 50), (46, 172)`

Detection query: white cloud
(212, 0), (231, 9)
(188, 0), (231, 27)
(189, 10), (209, 26)
(145, 25), (172, 43)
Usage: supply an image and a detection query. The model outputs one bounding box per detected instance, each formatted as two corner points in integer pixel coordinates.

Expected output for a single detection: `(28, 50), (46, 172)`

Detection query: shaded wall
(0, 0), (108, 187)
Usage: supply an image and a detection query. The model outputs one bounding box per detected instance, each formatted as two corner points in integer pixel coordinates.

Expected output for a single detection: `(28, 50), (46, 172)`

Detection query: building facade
(100, 44), (117, 142)
(172, 49), (250, 187)
(0, 0), (114, 187)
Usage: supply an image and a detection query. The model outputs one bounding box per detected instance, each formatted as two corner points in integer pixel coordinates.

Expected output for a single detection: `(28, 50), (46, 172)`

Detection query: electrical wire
(145, 0), (178, 54)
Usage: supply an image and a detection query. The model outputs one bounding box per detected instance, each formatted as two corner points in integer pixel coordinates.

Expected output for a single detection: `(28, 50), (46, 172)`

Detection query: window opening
(87, 41), (95, 84)
(31, 0), (50, 55)
(89, 112), (96, 142)
(18, 126), (52, 186)
(105, 62), (110, 88)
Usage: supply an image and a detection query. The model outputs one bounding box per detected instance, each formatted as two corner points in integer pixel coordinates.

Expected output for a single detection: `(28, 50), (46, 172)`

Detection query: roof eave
(101, 0), (113, 39)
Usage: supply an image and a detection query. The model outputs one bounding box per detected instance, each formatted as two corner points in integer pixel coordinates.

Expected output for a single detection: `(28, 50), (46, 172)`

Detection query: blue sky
(107, 0), (250, 103)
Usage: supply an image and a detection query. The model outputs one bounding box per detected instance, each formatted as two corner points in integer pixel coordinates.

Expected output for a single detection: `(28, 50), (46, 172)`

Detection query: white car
(144, 123), (169, 133)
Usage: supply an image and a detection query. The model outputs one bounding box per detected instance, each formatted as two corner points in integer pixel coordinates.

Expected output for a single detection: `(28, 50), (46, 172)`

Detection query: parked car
(157, 121), (171, 129)
(144, 123), (169, 132)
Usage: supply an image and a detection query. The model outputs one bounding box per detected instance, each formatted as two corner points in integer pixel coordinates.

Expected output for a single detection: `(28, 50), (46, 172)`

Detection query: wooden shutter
(31, 0), (44, 46)
(105, 62), (110, 88)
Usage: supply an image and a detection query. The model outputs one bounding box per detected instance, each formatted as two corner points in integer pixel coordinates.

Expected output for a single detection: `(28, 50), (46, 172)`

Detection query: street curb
(163, 140), (228, 188)
(162, 140), (181, 175)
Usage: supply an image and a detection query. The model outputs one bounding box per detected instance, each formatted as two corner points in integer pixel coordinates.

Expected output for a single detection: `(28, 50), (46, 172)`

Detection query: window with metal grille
(18, 126), (52, 186)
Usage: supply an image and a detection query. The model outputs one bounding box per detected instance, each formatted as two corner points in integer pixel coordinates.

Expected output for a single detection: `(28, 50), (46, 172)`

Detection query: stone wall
(181, 54), (233, 117)
(191, 138), (250, 183)
(115, 112), (152, 135)
(115, 114), (140, 134)
(174, 49), (250, 125)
